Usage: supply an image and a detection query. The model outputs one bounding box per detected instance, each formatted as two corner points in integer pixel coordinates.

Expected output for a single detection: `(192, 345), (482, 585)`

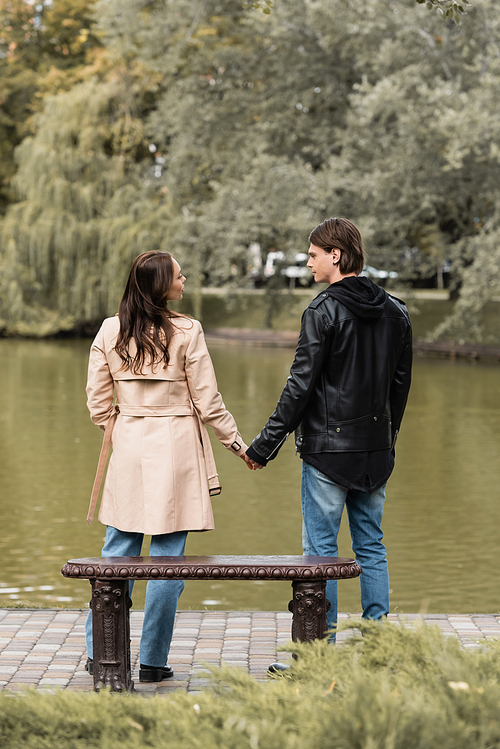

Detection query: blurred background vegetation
(2, 0), (498, 342)
(2, 620), (500, 748)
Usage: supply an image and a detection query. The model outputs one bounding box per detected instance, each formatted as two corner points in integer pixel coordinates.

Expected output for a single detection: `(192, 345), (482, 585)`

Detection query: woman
(84, 250), (250, 682)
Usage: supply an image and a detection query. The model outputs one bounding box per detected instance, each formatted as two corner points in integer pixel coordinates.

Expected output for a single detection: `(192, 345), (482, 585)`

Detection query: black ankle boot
(139, 664), (174, 682)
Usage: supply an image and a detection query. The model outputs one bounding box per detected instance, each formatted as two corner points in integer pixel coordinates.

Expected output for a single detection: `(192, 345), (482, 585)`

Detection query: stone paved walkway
(1, 609), (499, 694)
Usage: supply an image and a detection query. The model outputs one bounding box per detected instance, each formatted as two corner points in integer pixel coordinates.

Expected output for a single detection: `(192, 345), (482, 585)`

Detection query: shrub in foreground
(1, 619), (500, 748)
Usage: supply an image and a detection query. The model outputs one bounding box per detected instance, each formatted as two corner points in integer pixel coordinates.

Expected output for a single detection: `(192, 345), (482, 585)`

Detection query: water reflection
(0, 339), (499, 614)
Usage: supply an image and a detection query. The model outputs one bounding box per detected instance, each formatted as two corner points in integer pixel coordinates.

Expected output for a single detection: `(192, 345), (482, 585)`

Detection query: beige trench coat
(86, 315), (247, 535)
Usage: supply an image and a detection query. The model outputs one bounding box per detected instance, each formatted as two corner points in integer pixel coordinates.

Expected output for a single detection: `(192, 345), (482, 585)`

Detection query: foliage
(91, 0), (344, 286)
(249, 0), (469, 22)
(417, 0), (470, 24)
(1, 621), (500, 748)
(313, 0), (500, 342)
(0, 0), (499, 339)
(242, 0), (273, 13)
(0, 0), (104, 211)
(428, 213), (500, 342)
(0, 73), (167, 335)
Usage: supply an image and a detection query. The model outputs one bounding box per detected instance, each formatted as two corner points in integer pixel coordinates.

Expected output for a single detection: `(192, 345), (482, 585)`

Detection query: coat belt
(118, 404), (193, 416)
(86, 404), (221, 525)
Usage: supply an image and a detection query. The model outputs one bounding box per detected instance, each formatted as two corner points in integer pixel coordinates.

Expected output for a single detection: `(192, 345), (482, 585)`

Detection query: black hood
(324, 276), (387, 321)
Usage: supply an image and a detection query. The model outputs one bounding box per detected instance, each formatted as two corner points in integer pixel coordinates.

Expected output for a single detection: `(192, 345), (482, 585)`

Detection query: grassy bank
(174, 289), (500, 345)
(1, 620), (500, 748)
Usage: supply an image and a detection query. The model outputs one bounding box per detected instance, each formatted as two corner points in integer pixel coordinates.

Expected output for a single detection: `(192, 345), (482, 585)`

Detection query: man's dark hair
(309, 218), (365, 276)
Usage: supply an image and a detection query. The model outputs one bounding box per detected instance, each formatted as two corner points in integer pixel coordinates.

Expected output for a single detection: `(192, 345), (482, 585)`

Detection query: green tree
(0, 71), (168, 335)
(91, 0), (479, 291)
(0, 0), (105, 211)
(308, 0), (500, 341)
(92, 0), (358, 285)
(1, 0), (493, 338)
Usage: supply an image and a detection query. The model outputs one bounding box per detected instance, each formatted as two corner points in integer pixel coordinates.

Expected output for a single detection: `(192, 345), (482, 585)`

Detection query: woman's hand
(241, 454), (255, 470)
(241, 454), (264, 470)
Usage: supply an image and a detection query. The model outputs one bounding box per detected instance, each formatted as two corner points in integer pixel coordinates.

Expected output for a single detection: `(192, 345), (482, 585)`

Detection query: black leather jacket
(247, 277), (412, 465)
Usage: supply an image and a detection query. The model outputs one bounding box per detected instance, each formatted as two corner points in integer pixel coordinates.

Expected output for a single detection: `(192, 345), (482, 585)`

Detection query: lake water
(0, 338), (499, 615)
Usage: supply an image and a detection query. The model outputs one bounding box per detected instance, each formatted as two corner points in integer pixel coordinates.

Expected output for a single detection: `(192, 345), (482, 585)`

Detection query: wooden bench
(62, 554), (361, 691)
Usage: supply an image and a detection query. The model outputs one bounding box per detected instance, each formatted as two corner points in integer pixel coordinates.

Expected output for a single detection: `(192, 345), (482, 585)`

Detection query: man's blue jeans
(301, 462), (389, 634)
(85, 526), (188, 667)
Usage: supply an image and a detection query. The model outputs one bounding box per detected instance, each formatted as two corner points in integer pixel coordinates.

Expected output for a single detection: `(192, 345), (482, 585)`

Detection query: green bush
(1, 620), (500, 748)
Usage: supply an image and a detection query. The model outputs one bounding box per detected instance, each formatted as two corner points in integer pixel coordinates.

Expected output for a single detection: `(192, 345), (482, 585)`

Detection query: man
(245, 217), (412, 638)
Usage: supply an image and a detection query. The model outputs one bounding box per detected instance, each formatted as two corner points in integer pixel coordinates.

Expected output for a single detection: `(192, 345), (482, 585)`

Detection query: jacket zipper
(266, 433), (289, 460)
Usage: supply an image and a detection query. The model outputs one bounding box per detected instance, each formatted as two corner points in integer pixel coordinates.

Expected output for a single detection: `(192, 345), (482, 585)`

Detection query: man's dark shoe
(139, 664), (174, 682)
(267, 662), (291, 676)
(85, 658), (93, 675)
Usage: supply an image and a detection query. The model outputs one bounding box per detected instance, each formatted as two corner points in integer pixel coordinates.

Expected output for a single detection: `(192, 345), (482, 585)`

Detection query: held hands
(241, 453), (264, 471)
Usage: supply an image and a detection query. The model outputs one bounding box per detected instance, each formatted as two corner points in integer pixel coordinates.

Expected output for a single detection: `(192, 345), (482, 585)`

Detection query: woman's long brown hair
(114, 251), (181, 374)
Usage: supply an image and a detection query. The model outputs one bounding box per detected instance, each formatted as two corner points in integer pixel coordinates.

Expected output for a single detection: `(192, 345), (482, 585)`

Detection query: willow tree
(0, 76), (169, 336)
(0, 0), (103, 212)
(0, 0), (485, 337)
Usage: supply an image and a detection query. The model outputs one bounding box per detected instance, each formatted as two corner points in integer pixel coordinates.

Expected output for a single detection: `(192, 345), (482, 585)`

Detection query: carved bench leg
(91, 579), (133, 692)
(289, 580), (330, 644)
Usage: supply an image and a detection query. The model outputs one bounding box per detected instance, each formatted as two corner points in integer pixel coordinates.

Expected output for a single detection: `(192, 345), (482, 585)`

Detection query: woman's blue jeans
(85, 526), (188, 667)
(301, 462), (389, 634)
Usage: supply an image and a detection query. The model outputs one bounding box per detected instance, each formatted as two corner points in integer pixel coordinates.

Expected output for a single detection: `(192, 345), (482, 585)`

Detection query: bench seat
(62, 554), (361, 691)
